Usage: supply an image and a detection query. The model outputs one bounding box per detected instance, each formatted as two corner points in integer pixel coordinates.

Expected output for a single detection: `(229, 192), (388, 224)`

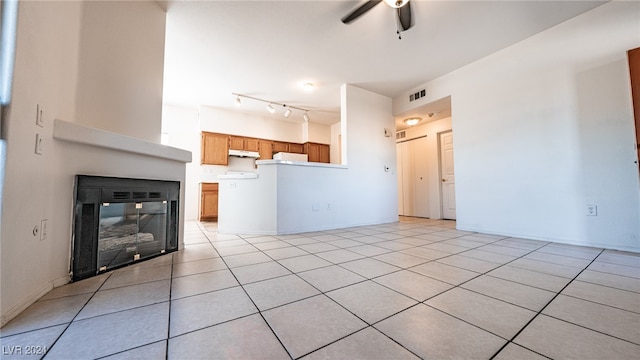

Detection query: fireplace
(72, 175), (179, 281)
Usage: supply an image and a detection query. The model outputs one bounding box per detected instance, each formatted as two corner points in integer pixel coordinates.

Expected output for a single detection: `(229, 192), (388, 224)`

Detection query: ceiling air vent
(409, 89), (426, 102)
(396, 131), (406, 140)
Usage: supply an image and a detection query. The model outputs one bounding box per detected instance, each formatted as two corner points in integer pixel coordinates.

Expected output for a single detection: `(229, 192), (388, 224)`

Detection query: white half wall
(393, 2), (640, 251)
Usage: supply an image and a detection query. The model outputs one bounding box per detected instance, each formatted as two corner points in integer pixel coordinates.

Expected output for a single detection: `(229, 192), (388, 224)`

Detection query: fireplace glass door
(98, 201), (168, 271)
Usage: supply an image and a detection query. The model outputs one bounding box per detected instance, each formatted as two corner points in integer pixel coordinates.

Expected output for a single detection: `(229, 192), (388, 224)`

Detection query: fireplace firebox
(72, 175), (179, 281)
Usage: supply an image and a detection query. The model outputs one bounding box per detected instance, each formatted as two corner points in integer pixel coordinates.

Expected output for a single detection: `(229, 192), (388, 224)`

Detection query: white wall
(341, 84), (398, 225)
(162, 105), (200, 220)
(75, 1), (166, 143)
(330, 121), (342, 164)
(393, 2), (640, 251)
(1, 1), (172, 326)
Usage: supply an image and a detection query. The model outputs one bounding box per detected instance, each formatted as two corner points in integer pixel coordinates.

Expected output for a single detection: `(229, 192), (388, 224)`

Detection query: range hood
(228, 149), (260, 158)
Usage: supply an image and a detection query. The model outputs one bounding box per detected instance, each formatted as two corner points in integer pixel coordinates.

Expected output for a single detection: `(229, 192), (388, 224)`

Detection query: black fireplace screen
(73, 175), (179, 281)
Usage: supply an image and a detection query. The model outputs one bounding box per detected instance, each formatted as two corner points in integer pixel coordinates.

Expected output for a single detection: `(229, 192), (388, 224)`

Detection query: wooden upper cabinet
(201, 132), (228, 165)
(272, 142), (289, 153)
(305, 142), (330, 163)
(259, 140), (273, 160)
(229, 136), (244, 150)
(244, 138), (260, 152)
(288, 143), (305, 154)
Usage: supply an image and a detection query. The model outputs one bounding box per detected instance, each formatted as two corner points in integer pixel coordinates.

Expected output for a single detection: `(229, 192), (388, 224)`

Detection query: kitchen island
(217, 160), (349, 235)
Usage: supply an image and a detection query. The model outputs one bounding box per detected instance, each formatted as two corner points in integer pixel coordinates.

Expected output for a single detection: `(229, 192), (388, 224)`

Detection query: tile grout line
(39, 271), (115, 359)
(210, 233), (296, 360)
(487, 247), (607, 360)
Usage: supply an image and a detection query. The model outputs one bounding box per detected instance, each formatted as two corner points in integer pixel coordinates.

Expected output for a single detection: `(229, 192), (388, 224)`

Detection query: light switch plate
(35, 133), (43, 155)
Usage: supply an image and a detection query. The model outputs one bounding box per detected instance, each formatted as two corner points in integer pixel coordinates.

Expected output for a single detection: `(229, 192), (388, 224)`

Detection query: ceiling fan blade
(341, 0), (383, 24)
(396, 0), (413, 31)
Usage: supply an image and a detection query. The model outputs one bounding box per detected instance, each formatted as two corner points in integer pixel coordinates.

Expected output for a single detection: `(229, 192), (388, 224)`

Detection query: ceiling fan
(341, 0), (414, 38)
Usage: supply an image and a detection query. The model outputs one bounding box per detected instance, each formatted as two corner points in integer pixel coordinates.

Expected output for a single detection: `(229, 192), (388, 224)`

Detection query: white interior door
(440, 131), (456, 219)
(397, 137), (429, 217)
(413, 137), (429, 217)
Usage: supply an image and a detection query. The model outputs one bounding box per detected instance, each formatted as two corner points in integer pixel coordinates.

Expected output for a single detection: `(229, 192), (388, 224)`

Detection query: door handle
(442, 178), (446, 182)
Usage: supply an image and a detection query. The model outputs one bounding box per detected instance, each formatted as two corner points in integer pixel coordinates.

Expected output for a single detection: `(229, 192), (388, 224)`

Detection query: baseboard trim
(1, 275), (70, 328)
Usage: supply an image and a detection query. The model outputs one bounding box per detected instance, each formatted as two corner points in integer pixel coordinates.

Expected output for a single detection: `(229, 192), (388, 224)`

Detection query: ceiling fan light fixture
(383, 0), (409, 8)
(403, 117), (421, 126)
(303, 82), (314, 91)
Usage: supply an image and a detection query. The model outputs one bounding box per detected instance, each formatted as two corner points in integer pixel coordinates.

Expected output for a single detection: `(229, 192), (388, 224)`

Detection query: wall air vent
(396, 131), (406, 140)
(132, 192), (147, 199)
(409, 89), (426, 102)
(113, 192), (130, 200)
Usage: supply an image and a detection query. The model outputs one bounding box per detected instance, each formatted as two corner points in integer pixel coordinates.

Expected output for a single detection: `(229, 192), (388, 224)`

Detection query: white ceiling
(162, 0), (604, 130)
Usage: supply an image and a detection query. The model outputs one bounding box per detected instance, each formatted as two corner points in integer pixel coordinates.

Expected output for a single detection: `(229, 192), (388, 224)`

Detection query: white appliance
(273, 152), (308, 162)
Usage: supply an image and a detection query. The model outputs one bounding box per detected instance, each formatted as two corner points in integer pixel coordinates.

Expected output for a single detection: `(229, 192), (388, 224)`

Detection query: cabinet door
(259, 140), (273, 160)
(229, 136), (244, 150)
(304, 142), (330, 163)
(288, 143), (304, 154)
(202, 132), (228, 165)
(318, 144), (330, 163)
(272, 142), (289, 153)
(200, 183), (219, 220)
(245, 138), (260, 151)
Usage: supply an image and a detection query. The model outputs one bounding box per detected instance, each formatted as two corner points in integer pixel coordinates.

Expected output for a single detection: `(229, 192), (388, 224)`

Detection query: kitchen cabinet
(245, 138), (260, 152)
(288, 143), (305, 154)
(201, 132), (229, 165)
(200, 183), (219, 220)
(259, 140), (273, 160)
(230, 136), (260, 152)
(229, 136), (244, 150)
(272, 142), (289, 153)
(305, 142), (330, 163)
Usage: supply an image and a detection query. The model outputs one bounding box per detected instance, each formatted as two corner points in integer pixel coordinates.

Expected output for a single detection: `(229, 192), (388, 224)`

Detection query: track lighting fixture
(232, 93), (311, 121)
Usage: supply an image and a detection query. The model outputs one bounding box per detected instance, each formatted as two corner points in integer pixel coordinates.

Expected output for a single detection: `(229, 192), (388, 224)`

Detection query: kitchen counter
(217, 160), (349, 235)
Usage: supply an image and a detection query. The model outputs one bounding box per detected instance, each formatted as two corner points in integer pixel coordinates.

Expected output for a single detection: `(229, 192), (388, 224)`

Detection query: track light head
(235, 96), (241, 105)
(303, 112), (310, 122)
(266, 103), (275, 114)
(283, 106), (292, 118)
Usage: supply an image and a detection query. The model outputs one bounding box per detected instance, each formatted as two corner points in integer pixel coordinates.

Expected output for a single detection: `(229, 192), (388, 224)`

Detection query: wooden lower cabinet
(200, 183), (219, 221)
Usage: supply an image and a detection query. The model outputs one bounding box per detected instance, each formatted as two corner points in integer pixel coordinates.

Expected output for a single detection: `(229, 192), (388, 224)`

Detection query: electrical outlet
(586, 204), (598, 216)
(384, 165), (390, 172)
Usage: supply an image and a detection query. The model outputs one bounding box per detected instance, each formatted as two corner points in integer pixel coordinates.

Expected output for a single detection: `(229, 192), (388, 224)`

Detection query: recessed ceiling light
(303, 82), (314, 91)
(403, 117), (421, 126)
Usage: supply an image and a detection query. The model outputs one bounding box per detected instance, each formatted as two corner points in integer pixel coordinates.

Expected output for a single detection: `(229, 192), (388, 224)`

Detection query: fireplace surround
(72, 175), (180, 281)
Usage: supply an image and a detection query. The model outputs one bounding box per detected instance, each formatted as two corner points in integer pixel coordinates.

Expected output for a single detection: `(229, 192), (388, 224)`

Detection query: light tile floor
(2, 217), (640, 359)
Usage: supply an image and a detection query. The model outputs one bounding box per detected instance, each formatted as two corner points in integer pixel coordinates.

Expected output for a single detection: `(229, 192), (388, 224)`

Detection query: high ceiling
(162, 0), (605, 129)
